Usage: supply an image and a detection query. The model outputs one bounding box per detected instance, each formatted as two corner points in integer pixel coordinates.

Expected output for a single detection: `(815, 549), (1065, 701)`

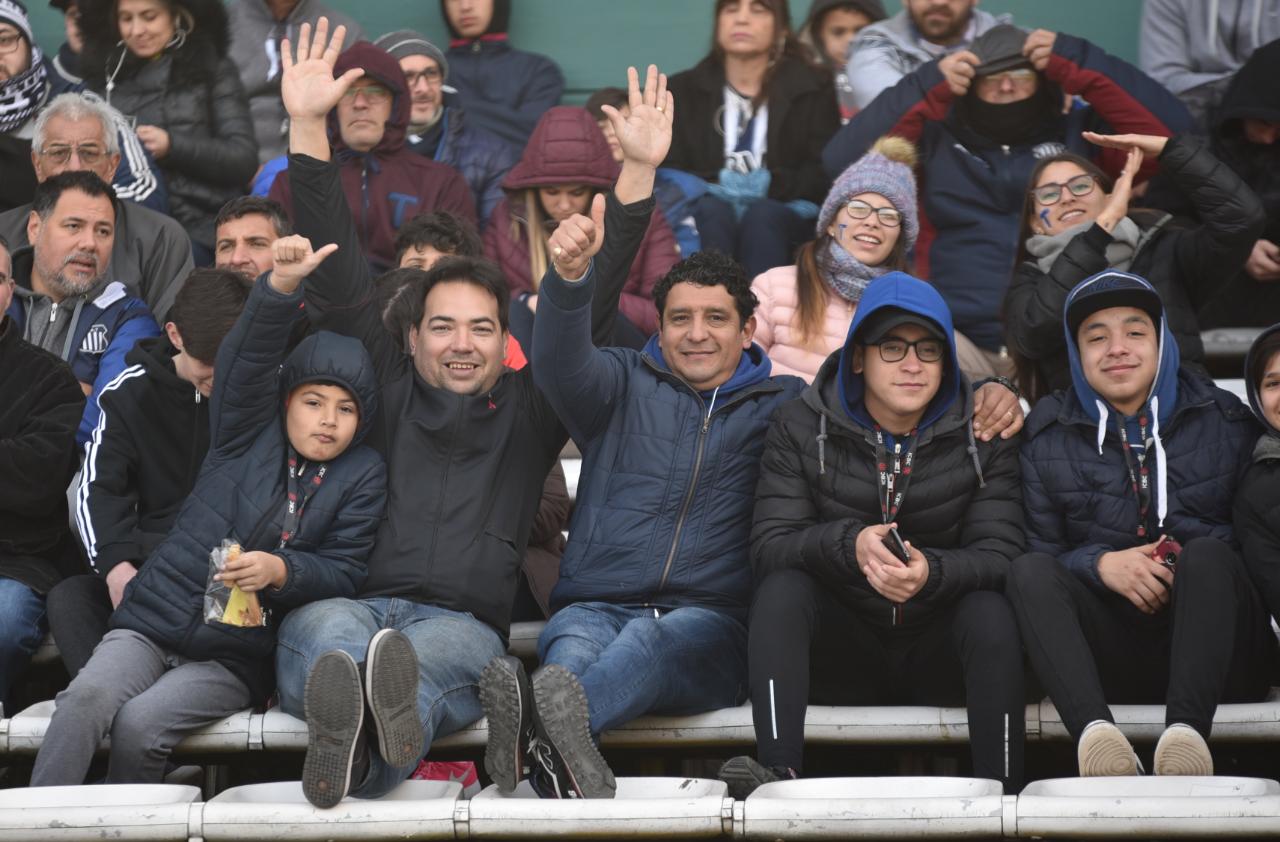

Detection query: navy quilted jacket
(110, 276), (387, 701)
(533, 267), (805, 623)
(1021, 273), (1258, 593)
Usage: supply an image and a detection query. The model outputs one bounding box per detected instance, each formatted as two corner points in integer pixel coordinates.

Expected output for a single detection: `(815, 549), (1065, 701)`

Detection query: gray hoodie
(225, 0), (364, 164)
(844, 7), (1011, 110)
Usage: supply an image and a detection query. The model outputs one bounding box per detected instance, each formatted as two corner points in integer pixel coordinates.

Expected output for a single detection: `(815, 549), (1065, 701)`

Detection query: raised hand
(548, 194), (607, 282)
(1083, 131), (1169, 158)
(1094, 145), (1144, 233)
(270, 235), (339, 293)
(601, 64), (674, 170)
(938, 50), (978, 97)
(280, 17), (363, 123)
(1023, 29), (1058, 72)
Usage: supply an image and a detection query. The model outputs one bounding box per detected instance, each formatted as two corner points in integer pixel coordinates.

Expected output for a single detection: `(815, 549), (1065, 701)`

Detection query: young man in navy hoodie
(1008, 270), (1277, 778)
(720, 272), (1026, 797)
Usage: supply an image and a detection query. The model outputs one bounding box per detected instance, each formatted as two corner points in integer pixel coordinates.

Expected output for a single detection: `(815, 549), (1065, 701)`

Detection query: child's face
(286, 383), (359, 462)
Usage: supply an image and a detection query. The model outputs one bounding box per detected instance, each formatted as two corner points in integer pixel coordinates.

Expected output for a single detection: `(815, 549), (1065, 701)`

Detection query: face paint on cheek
(1039, 208), (1051, 228)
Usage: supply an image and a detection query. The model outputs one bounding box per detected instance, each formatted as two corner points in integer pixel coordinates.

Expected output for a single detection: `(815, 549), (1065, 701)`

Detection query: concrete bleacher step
(1014, 776), (1280, 838)
(735, 776), (1009, 840)
(199, 780), (459, 840)
(1037, 687), (1280, 742)
(0, 784), (200, 841)
(468, 777), (732, 838)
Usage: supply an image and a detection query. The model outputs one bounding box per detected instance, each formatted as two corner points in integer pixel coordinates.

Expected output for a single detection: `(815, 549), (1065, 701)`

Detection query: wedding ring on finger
(553, 246), (563, 258)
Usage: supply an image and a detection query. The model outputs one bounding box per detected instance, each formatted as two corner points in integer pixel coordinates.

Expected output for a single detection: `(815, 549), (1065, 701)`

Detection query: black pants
(46, 574), (113, 679)
(748, 568), (1025, 791)
(1006, 538), (1278, 742)
(692, 194), (812, 279)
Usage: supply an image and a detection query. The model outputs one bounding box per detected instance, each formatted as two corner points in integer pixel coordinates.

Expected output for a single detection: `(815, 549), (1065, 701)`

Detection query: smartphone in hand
(881, 526), (910, 563)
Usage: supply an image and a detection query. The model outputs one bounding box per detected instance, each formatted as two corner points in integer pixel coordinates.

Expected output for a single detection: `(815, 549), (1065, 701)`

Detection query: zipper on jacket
(361, 162), (372, 251)
(425, 397), (465, 585)
(49, 301), (58, 323)
(655, 409), (713, 594)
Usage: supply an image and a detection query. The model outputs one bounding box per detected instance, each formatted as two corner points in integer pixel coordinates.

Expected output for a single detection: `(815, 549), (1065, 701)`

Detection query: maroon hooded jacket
(270, 41), (477, 272)
(482, 106), (679, 336)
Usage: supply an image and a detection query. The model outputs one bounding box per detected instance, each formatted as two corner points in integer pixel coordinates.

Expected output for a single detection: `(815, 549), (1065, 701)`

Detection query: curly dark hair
(394, 211), (483, 265)
(652, 250), (758, 327)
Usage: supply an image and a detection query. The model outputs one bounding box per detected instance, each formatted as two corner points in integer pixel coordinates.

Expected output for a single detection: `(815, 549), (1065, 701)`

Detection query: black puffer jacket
(1234, 323), (1280, 620)
(664, 54), (839, 204)
(79, 0), (258, 248)
(110, 278), (386, 702)
(0, 317), (86, 594)
(1005, 134), (1265, 397)
(751, 277), (1024, 632)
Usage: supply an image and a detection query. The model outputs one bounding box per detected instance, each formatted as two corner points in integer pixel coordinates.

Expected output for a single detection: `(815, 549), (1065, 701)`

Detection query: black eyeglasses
(873, 338), (945, 363)
(844, 199), (903, 228)
(404, 67), (443, 87)
(38, 144), (107, 166)
(1032, 173), (1097, 206)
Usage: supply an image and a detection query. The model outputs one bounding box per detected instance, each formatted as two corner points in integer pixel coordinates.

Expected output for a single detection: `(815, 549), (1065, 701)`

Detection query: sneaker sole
(532, 665), (616, 799)
(1154, 727), (1214, 776)
(1078, 722), (1138, 777)
(366, 629), (424, 770)
(718, 755), (777, 800)
(479, 656), (531, 794)
(302, 650), (364, 809)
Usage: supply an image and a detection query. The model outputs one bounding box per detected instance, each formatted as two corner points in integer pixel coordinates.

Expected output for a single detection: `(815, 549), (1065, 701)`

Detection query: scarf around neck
(0, 45), (47, 134)
(1027, 216), (1143, 274)
(818, 237), (893, 303)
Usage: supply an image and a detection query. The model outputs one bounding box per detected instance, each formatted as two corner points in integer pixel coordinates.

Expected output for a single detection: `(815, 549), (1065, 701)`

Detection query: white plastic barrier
(200, 780), (459, 840)
(735, 777), (1008, 840)
(0, 784), (199, 841)
(1014, 776), (1280, 838)
(2, 700), (256, 755)
(466, 777), (732, 838)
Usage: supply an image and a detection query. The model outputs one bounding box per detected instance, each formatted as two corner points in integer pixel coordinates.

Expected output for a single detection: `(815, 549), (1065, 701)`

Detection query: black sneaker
(364, 628), (424, 770)
(530, 665), (616, 799)
(302, 649), (364, 808)
(718, 756), (789, 800)
(479, 655), (535, 793)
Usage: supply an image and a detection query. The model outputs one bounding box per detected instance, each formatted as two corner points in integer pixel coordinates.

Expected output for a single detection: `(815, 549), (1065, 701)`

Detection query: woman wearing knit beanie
(751, 135), (1021, 437)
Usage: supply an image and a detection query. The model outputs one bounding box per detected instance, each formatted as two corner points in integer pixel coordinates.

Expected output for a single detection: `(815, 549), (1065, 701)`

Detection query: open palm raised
(601, 64), (675, 170)
(281, 17), (365, 123)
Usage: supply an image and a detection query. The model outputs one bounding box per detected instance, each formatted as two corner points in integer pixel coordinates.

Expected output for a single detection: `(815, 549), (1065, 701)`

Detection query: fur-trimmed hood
(79, 0), (229, 90)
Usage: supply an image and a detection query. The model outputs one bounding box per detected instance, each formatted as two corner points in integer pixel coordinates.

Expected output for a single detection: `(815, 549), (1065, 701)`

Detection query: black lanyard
(280, 456), (326, 548)
(1116, 414), (1152, 539)
(874, 425), (919, 525)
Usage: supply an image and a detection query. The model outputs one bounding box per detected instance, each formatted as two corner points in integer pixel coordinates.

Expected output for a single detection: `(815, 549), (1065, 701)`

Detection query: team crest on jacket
(1032, 142), (1067, 159)
(80, 324), (109, 355)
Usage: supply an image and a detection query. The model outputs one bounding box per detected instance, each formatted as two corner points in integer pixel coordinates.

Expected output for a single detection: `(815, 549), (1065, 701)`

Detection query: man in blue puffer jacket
(824, 25), (1192, 365)
(1007, 270), (1277, 779)
(478, 203), (805, 798)
(29, 236), (387, 786)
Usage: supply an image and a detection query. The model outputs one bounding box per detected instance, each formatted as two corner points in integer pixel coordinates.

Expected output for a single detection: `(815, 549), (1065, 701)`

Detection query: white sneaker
(1153, 724), (1213, 776)
(1077, 720), (1139, 777)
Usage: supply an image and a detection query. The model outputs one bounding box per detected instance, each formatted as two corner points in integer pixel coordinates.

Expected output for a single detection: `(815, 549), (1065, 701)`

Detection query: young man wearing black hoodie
(55, 268), (250, 678)
(718, 271), (1026, 797)
(1008, 270), (1276, 778)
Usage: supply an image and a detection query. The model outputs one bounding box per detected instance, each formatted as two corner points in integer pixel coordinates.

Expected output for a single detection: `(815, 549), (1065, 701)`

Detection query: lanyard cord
(280, 455), (327, 548)
(874, 425), (919, 525)
(1116, 414), (1152, 539)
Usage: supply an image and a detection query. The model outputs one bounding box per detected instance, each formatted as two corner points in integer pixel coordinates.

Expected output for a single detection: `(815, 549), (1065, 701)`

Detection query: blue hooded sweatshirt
(1063, 270), (1180, 529)
(836, 271), (961, 449)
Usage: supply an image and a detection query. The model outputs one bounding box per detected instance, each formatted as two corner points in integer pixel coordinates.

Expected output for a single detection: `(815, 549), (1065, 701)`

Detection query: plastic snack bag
(204, 540), (266, 628)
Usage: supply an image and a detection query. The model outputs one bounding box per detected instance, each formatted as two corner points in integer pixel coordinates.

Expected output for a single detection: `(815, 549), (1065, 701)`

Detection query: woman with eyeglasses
(1004, 131), (1266, 402)
(79, 0), (257, 263)
(752, 136), (1024, 440)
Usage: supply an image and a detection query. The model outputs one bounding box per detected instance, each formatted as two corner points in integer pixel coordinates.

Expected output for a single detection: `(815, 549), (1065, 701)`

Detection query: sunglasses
(1032, 173), (1097, 206)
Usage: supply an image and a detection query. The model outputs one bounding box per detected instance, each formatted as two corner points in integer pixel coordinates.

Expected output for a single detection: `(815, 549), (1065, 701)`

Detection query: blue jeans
(277, 596), (506, 799)
(0, 577), (47, 705)
(538, 603), (748, 737)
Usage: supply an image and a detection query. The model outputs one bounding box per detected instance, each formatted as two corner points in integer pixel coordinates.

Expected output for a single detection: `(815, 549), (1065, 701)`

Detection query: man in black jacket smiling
(720, 271), (1026, 797)
(269, 20), (663, 808)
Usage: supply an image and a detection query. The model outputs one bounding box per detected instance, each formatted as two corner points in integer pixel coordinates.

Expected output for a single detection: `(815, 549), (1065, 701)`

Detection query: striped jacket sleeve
(75, 364), (148, 576)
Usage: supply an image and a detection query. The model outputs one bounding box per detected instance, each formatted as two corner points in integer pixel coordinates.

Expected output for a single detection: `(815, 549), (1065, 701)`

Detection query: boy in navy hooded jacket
(1008, 270), (1275, 778)
(30, 236), (388, 787)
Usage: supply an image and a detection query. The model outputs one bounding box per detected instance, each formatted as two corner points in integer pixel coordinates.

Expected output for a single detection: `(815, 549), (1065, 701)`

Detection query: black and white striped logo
(80, 324), (109, 355)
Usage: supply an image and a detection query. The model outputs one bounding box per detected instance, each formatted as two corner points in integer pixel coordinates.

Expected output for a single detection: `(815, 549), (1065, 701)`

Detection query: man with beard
(374, 30), (515, 227)
(844, 0), (1011, 111)
(825, 24), (1192, 376)
(4, 171), (159, 445)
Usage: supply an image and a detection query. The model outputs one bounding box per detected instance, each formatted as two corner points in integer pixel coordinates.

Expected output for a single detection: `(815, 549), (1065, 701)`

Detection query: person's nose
(451, 326), (475, 352)
(901, 346), (924, 372)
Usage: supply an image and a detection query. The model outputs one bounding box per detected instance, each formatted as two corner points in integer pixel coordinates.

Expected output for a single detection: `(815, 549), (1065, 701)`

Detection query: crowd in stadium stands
(1, 0), (1279, 807)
